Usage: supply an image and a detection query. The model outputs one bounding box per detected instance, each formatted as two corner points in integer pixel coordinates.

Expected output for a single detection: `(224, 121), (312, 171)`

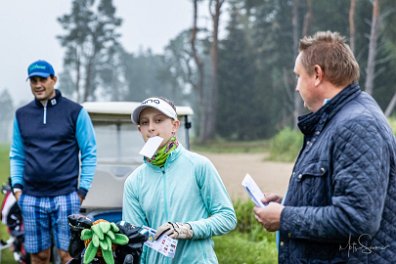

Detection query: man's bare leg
(58, 249), (73, 264)
(31, 248), (51, 264)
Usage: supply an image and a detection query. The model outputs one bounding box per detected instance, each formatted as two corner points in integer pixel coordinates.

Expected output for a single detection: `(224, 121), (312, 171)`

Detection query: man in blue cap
(9, 60), (97, 264)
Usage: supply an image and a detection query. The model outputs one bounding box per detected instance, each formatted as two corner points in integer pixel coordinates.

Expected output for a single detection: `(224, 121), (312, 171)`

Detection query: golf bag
(67, 214), (148, 264)
(0, 180), (29, 264)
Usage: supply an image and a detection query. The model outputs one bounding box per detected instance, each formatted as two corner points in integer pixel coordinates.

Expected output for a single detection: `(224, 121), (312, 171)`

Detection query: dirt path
(199, 152), (294, 201)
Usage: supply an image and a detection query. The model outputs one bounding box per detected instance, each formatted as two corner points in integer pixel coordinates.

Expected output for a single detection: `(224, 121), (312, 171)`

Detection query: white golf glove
(154, 222), (193, 240)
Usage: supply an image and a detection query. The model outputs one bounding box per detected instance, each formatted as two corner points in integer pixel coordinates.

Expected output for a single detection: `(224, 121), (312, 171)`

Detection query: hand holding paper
(143, 226), (178, 258)
(241, 174), (266, 207)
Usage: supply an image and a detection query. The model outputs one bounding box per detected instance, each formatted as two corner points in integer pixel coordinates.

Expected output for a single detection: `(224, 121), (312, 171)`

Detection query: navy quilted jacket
(279, 84), (396, 263)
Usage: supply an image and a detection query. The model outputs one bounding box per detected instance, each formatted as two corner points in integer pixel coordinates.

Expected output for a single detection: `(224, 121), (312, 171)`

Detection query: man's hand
(153, 222), (193, 240)
(254, 202), (284, 232)
(262, 193), (283, 204)
(78, 194), (84, 204)
(14, 190), (22, 201)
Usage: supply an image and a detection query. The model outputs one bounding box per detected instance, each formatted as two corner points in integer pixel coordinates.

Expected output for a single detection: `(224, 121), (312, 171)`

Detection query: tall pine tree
(57, 0), (122, 102)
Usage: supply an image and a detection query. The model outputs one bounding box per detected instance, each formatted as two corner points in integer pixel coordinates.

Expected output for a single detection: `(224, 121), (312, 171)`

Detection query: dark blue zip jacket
(10, 90), (96, 197)
(279, 84), (396, 263)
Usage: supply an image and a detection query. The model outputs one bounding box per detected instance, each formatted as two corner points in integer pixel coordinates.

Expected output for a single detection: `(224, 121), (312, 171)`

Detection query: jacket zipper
(43, 106), (47, 124)
(162, 169), (169, 221)
(43, 101), (47, 124)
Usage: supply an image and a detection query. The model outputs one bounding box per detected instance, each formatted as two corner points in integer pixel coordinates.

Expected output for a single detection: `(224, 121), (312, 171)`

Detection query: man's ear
(314, 65), (323, 86)
(137, 125), (141, 132)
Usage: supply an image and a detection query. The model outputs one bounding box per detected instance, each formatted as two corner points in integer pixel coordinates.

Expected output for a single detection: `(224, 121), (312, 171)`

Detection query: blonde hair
(299, 31), (360, 87)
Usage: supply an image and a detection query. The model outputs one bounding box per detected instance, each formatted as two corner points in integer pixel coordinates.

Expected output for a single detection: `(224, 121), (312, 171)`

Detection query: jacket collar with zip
(34, 89), (62, 108)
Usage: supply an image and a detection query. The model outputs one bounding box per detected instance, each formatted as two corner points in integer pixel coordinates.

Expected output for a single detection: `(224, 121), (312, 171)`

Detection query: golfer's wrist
(12, 187), (22, 195)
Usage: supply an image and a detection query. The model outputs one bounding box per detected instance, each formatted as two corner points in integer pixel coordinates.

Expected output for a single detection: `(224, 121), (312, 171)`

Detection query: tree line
(50, 0), (396, 142)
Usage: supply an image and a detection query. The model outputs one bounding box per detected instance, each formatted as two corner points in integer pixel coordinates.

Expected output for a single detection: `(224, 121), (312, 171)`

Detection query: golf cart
(80, 101), (193, 221)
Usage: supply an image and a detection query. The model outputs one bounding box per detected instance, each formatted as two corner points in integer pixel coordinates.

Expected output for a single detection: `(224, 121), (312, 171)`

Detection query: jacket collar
(298, 83), (361, 136)
(34, 89), (62, 108)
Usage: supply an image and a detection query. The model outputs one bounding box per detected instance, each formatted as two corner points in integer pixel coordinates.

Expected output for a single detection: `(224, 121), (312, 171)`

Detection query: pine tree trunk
(349, 0), (356, 53)
(292, 0), (300, 129)
(200, 0), (224, 142)
(191, 0), (206, 143)
(365, 0), (379, 95)
(385, 91), (396, 117)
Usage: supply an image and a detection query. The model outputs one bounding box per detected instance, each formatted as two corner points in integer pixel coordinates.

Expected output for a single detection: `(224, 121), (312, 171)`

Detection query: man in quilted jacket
(254, 31), (396, 263)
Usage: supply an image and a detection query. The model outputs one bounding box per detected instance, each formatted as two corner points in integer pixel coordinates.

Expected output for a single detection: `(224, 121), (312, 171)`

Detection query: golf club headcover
(115, 221), (149, 264)
(80, 219), (130, 264)
(68, 214), (93, 258)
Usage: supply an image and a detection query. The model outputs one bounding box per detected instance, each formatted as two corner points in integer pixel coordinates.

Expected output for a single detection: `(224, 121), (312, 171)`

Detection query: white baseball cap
(131, 97), (178, 124)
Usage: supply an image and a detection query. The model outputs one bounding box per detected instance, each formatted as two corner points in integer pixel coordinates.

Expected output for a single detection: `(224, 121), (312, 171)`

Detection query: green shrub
(268, 127), (302, 162)
(233, 199), (275, 242)
(214, 200), (277, 263)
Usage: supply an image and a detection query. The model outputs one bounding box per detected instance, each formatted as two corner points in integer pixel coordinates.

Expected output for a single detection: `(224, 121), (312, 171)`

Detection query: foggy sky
(0, 0), (194, 105)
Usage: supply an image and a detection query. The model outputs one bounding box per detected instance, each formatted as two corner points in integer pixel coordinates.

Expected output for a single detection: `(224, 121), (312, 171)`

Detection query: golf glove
(154, 222), (193, 240)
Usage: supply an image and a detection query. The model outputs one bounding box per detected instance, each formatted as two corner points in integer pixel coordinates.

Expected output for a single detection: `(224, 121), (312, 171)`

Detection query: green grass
(0, 144), (14, 263)
(213, 199), (277, 263)
(214, 231), (277, 263)
(0, 144), (9, 183)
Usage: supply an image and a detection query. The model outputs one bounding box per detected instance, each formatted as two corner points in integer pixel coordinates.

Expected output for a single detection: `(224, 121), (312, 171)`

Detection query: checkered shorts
(18, 191), (80, 253)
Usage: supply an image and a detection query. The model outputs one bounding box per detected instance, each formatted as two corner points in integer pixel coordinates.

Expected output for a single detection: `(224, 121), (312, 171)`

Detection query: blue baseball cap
(27, 60), (55, 79)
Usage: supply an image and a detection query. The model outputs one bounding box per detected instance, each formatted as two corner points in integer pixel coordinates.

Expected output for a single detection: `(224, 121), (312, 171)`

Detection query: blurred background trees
(54, 0), (396, 142)
(57, 0), (123, 102)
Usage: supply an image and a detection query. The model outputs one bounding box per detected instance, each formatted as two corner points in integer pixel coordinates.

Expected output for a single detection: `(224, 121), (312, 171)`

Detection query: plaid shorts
(18, 191), (80, 253)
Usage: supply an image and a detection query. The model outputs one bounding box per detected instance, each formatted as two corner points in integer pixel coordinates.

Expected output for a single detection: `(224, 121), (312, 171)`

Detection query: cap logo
(142, 98), (160, 105)
(131, 97), (177, 124)
(29, 64), (47, 71)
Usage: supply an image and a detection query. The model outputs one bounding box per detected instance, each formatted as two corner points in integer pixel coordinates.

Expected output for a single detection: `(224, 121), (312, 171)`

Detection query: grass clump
(214, 199), (277, 263)
(268, 127), (302, 162)
(214, 232), (277, 264)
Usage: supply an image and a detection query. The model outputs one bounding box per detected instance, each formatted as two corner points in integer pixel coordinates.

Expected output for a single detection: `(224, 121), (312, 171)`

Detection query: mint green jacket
(122, 145), (237, 264)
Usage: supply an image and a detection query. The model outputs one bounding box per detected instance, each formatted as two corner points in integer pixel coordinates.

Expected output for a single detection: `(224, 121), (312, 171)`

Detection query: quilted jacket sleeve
(280, 118), (390, 241)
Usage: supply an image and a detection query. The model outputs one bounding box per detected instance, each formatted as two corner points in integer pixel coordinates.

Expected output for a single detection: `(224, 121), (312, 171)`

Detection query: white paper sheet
(241, 173), (266, 207)
(143, 226), (178, 258)
(139, 136), (164, 158)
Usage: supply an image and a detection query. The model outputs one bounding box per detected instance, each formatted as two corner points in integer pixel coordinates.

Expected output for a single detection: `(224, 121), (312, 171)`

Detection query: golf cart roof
(82, 101), (193, 123)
